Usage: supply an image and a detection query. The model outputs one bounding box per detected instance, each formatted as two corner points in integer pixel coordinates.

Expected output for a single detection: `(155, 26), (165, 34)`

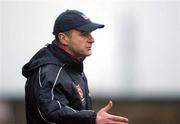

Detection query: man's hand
(96, 101), (129, 124)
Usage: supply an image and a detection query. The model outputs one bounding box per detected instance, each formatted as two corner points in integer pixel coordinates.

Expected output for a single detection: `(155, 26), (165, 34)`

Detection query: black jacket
(22, 40), (96, 124)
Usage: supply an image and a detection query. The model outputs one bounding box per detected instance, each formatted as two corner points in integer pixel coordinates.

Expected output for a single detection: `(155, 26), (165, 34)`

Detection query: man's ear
(58, 33), (69, 45)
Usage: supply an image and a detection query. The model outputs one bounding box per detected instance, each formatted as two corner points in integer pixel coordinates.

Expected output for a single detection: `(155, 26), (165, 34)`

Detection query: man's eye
(81, 32), (89, 37)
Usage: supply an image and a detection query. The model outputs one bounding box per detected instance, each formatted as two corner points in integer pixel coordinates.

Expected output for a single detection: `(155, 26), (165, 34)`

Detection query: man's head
(53, 9), (104, 35)
(53, 10), (104, 59)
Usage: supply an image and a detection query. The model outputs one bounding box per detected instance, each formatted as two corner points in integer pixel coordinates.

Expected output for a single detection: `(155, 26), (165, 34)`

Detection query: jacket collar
(48, 40), (84, 73)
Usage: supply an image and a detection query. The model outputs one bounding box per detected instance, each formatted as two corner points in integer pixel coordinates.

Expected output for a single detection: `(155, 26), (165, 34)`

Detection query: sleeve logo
(75, 84), (84, 98)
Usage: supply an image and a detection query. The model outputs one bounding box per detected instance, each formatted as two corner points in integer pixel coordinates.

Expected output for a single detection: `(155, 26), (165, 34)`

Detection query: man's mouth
(86, 47), (92, 50)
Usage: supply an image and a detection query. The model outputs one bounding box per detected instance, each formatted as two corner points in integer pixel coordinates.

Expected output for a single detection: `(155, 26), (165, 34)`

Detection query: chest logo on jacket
(75, 84), (84, 98)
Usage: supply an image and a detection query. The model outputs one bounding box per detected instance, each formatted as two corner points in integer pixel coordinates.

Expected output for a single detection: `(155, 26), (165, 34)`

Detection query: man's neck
(58, 44), (81, 61)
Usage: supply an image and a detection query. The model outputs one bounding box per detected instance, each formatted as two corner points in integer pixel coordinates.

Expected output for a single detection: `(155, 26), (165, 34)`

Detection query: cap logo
(81, 14), (89, 20)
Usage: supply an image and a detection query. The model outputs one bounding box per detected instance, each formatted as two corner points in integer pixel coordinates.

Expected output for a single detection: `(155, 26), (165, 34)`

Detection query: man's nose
(88, 34), (95, 43)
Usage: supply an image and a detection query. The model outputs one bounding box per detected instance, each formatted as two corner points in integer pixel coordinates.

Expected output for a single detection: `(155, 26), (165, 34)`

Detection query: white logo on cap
(81, 14), (89, 20)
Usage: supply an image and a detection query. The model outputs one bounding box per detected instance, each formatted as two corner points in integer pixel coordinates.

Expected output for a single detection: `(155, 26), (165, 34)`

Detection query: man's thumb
(102, 101), (113, 112)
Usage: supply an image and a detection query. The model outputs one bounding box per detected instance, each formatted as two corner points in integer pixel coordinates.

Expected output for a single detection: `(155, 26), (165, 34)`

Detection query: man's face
(65, 29), (95, 58)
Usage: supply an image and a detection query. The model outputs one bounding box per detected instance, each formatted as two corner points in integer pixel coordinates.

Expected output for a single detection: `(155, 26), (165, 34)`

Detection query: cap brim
(76, 22), (104, 32)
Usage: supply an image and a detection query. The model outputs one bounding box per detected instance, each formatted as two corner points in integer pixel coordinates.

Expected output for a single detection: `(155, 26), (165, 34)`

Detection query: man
(22, 9), (129, 124)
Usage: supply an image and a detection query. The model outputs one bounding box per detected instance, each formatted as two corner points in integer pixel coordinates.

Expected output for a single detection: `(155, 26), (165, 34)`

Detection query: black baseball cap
(53, 9), (104, 35)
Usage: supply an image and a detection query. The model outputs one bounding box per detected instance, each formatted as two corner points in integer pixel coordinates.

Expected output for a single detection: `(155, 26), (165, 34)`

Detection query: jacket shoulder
(40, 64), (64, 80)
(39, 64), (71, 86)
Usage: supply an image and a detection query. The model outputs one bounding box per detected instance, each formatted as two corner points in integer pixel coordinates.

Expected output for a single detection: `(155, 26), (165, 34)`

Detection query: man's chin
(81, 53), (92, 57)
(86, 52), (92, 56)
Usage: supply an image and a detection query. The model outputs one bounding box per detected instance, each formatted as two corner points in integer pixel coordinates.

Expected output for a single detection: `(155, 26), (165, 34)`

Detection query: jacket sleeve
(36, 65), (96, 124)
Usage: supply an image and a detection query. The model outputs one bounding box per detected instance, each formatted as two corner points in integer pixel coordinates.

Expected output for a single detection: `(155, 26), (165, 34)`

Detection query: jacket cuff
(91, 112), (97, 124)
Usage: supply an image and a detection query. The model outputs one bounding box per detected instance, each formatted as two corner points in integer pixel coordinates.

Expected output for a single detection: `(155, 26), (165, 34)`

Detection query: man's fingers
(107, 120), (129, 124)
(101, 101), (113, 112)
(97, 101), (129, 124)
(109, 115), (129, 123)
